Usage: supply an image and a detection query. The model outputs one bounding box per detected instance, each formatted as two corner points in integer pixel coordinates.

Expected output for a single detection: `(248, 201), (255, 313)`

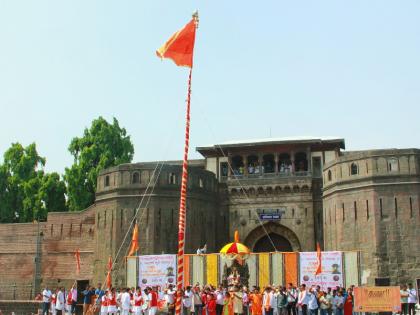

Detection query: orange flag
(128, 223), (139, 257)
(107, 255), (113, 271)
(106, 271), (112, 289)
(156, 14), (198, 68)
(74, 249), (81, 275)
(315, 242), (322, 275)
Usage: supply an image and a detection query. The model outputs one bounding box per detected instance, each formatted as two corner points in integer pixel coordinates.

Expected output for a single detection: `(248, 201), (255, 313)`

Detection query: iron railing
(221, 171), (311, 181)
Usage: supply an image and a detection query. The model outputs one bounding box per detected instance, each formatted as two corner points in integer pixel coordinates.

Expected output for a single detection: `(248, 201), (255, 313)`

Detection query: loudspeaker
(375, 277), (390, 286)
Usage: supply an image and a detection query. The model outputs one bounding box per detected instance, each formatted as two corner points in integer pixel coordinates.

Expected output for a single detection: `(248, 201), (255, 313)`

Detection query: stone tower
(323, 149), (420, 285)
(93, 161), (222, 286)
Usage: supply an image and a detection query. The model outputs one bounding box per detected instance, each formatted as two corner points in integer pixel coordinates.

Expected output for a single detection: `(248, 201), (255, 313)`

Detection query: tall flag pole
(156, 11), (198, 315)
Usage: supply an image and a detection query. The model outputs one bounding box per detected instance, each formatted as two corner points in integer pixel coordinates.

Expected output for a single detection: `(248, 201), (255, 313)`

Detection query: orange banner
(354, 286), (401, 312)
(184, 255), (190, 286)
(284, 253), (298, 286)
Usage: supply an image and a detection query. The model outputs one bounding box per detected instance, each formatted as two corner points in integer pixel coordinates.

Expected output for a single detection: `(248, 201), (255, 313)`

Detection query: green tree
(0, 143), (67, 223)
(40, 172), (67, 213)
(64, 117), (134, 211)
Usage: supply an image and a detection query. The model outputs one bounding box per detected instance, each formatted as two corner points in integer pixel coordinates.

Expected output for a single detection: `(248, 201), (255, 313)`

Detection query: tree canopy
(64, 117), (134, 211)
(0, 143), (67, 223)
(0, 116), (134, 222)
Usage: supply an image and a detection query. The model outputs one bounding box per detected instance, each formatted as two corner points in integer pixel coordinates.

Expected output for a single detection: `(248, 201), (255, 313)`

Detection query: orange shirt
(250, 293), (262, 315)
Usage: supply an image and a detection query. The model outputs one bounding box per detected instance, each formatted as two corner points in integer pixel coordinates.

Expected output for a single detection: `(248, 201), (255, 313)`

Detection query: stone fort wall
(0, 161), (222, 297)
(323, 149), (420, 285)
(0, 208), (95, 300)
(1, 148), (420, 298)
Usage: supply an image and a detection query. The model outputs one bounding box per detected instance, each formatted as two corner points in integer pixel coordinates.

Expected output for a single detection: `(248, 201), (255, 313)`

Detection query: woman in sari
(343, 288), (353, 315)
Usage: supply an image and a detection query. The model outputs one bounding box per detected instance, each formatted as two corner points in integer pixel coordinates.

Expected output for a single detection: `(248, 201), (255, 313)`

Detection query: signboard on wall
(138, 255), (176, 289)
(299, 251), (343, 290)
(257, 208), (286, 221)
(353, 286), (401, 312)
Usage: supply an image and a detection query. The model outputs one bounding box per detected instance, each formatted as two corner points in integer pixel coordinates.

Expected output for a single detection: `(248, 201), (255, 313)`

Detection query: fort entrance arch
(244, 222), (301, 252)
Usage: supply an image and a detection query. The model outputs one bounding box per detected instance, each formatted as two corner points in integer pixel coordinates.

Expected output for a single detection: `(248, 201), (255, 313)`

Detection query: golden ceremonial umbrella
(220, 230), (250, 262)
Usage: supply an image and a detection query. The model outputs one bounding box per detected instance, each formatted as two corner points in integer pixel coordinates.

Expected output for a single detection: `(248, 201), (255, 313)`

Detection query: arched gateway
(244, 222), (301, 252)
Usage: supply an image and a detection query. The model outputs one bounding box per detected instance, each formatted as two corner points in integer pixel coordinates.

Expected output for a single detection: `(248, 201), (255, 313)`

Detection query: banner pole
(175, 68), (193, 315)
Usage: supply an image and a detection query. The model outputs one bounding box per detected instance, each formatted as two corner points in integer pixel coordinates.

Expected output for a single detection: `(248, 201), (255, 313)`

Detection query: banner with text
(354, 286), (401, 312)
(138, 255), (177, 289)
(299, 251), (343, 290)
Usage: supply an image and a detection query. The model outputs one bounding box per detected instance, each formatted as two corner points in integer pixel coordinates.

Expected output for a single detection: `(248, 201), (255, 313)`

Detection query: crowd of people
(36, 281), (418, 315)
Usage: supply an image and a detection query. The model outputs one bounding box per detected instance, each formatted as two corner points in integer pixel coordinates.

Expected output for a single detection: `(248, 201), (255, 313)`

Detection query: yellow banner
(206, 254), (218, 286)
(258, 253), (270, 287)
(354, 286), (401, 312)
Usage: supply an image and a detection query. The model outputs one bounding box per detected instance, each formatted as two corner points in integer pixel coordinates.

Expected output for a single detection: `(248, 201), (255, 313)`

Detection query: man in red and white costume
(100, 289), (109, 315)
(51, 289), (57, 315)
(148, 286), (159, 315)
(133, 287), (144, 315)
(107, 288), (118, 315)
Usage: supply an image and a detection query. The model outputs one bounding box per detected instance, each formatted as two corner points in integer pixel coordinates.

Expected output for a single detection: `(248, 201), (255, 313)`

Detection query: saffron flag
(128, 223), (139, 257)
(106, 255), (113, 289)
(156, 17), (197, 68)
(315, 242), (322, 275)
(74, 249), (81, 275)
(107, 255), (113, 271)
(106, 271), (112, 290)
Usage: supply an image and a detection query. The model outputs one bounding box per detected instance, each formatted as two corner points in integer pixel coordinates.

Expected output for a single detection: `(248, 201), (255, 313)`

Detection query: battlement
(95, 162), (218, 199)
(323, 149), (420, 192)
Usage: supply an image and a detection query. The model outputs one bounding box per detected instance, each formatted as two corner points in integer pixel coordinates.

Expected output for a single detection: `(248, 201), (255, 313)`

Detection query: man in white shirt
(216, 286), (225, 315)
(120, 288), (132, 315)
(286, 283), (298, 315)
(263, 287), (275, 315)
(183, 286), (193, 315)
(166, 285), (176, 315)
(306, 288), (318, 315)
(55, 287), (65, 315)
(297, 284), (308, 315)
(332, 291), (344, 315)
(42, 286), (52, 315)
(407, 283), (417, 315)
(142, 288), (150, 315)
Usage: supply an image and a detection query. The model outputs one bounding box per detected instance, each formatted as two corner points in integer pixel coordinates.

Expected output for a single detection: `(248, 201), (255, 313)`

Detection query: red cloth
(207, 299), (216, 315)
(109, 294), (117, 306)
(150, 291), (158, 307)
(134, 293), (143, 306)
(344, 295), (353, 315)
(101, 296), (108, 306)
